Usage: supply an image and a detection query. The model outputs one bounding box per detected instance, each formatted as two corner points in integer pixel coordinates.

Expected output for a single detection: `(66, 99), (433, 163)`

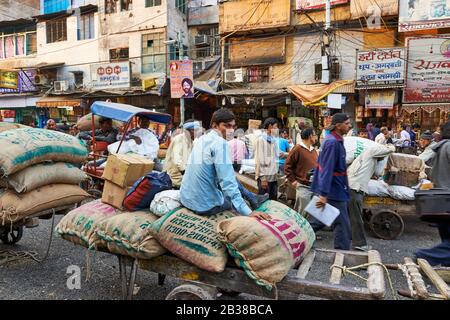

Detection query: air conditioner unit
(193, 61), (206, 72)
(34, 74), (49, 85)
(224, 68), (243, 83)
(54, 80), (69, 92)
(195, 35), (209, 46)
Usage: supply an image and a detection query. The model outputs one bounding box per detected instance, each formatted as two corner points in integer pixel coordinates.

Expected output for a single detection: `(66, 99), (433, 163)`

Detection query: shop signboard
(169, 60), (194, 99)
(399, 0), (450, 32)
(90, 61), (130, 90)
(366, 90), (396, 109)
(221, 0), (290, 33)
(0, 70), (36, 93)
(296, 0), (348, 10)
(0, 70), (19, 90)
(356, 48), (406, 88)
(404, 36), (450, 103)
(350, 0), (398, 18)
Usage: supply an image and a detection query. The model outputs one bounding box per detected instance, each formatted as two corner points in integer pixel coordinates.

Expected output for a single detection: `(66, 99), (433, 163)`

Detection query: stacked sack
(0, 128), (90, 224)
(56, 167), (172, 260)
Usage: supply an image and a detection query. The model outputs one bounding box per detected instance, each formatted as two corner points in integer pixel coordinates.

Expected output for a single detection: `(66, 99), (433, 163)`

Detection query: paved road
(0, 213), (440, 300)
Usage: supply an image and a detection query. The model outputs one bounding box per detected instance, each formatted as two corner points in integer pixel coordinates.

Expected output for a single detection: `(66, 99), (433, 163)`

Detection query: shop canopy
(91, 101), (171, 124)
(36, 96), (81, 108)
(287, 80), (354, 106)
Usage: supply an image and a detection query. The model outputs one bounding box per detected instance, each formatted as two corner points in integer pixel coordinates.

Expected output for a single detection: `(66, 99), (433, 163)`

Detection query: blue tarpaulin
(91, 101), (171, 124)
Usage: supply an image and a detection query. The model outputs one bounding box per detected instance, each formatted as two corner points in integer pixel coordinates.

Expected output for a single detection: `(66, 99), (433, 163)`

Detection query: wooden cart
(393, 257), (450, 300)
(115, 248), (386, 300)
(363, 196), (416, 240)
(0, 204), (83, 245)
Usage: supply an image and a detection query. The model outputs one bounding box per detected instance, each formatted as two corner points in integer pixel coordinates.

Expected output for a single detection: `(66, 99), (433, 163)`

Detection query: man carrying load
(180, 108), (270, 220)
(163, 119), (200, 188)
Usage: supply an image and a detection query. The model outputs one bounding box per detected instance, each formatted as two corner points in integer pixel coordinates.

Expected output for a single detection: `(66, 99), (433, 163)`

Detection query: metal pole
(180, 97), (185, 125)
(325, 0), (331, 31)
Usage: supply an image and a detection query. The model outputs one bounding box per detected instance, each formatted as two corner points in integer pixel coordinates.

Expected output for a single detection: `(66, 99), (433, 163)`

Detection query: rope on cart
(329, 262), (398, 300)
(0, 210), (56, 265)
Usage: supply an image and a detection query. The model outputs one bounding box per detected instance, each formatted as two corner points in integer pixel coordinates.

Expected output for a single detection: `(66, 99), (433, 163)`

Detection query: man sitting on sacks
(107, 115), (160, 161)
(180, 108), (270, 219)
(163, 119), (201, 188)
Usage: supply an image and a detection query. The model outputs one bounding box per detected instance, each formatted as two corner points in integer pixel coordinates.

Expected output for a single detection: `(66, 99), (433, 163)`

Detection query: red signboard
(404, 36), (450, 103)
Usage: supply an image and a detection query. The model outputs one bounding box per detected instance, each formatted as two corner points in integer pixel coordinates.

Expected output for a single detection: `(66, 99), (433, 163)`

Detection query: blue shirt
(311, 131), (350, 202)
(277, 138), (290, 166)
(180, 130), (252, 216)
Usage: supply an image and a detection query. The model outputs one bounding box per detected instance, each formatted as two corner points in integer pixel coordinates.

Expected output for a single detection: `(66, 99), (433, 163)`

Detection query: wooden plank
(236, 173), (258, 194)
(404, 257), (428, 299)
(329, 253), (345, 285)
(367, 250), (386, 299)
(296, 250), (316, 279)
(435, 267), (450, 283)
(315, 248), (368, 266)
(418, 259), (450, 300)
(139, 255), (377, 300)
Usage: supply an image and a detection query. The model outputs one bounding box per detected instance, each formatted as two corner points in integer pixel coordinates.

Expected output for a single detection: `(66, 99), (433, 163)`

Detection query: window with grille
(197, 26), (219, 58)
(145, 0), (161, 7)
(26, 33), (37, 55)
(176, 0), (186, 14)
(105, 0), (117, 13)
(142, 32), (166, 74)
(121, 0), (133, 11)
(247, 66), (269, 83)
(46, 18), (67, 43)
(109, 47), (129, 61)
(78, 14), (95, 40)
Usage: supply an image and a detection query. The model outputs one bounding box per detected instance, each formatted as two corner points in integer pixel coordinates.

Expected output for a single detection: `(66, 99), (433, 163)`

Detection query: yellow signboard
(220, 0), (290, 34)
(0, 70), (19, 89)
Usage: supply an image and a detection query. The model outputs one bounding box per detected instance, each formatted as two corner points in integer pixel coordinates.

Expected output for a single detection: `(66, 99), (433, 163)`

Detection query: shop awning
(332, 81), (355, 94)
(36, 96), (81, 108)
(287, 80), (353, 106)
(401, 103), (450, 114)
(216, 88), (287, 96)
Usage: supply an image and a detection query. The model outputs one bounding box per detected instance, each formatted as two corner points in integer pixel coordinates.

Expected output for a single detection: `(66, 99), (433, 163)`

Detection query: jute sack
(77, 113), (122, 131)
(55, 199), (121, 249)
(0, 184), (89, 224)
(149, 208), (236, 273)
(0, 122), (29, 133)
(0, 128), (88, 176)
(96, 211), (166, 259)
(217, 200), (315, 291)
(3, 162), (88, 193)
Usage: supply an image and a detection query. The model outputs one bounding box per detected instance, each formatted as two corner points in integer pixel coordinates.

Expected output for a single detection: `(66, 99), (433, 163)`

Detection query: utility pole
(321, 0), (332, 84)
(178, 31), (185, 124)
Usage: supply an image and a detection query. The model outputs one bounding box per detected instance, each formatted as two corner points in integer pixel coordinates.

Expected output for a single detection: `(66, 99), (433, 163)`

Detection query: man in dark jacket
(415, 121), (450, 266)
(310, 113), (352, 250)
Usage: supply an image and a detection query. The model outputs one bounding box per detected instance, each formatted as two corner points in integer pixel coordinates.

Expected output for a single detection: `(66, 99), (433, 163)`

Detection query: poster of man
(170, 60), (194, 99)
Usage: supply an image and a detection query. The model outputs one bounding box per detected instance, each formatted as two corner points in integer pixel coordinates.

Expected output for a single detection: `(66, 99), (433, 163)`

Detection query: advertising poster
(90, 62), (130, 90)
(170, 60), (194, 99)
(399, 0), (450, 32)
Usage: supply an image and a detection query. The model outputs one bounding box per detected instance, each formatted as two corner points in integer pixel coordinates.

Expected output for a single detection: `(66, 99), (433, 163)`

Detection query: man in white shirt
(399, 125), (411, 147)
(347, 145), (393, 251)
(375, 127), (390, 145)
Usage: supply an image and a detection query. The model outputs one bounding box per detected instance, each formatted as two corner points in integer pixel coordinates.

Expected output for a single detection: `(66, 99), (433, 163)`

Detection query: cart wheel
(87, 189), (103, 199)
(0, 226), (23, 245)
(369, 211), (404, 240)
(166, 284), (217, 300)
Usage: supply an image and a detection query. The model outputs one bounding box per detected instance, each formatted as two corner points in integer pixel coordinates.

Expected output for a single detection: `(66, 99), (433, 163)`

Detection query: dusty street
(0, 213), (440, 300)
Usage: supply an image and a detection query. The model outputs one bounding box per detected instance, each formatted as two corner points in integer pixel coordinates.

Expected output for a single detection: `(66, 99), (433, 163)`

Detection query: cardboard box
(102, 153), (154, 187)
(248, 119), (261, 130)
(101, 181), (131, 209)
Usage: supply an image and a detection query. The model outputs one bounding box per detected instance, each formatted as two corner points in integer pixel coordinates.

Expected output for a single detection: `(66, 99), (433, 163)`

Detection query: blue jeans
(415, 222), (450, 266)
(309, 199), (352, 250)
(195, 180), (257, 216)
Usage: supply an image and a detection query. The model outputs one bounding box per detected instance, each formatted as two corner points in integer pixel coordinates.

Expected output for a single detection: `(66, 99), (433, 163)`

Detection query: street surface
(0, 213), (440, 300)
